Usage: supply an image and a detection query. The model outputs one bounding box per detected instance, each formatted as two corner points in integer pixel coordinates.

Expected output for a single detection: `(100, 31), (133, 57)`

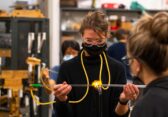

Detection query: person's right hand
(53, 82), (72, 102)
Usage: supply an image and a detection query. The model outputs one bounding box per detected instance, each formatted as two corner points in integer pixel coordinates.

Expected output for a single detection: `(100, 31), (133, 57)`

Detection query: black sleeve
(131, 97), (159, 117)
(53, 62), (74, 117)
(110, 62), (129, 117)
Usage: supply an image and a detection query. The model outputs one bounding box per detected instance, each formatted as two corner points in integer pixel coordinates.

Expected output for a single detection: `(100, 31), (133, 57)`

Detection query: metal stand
(98, 86), (102, 117)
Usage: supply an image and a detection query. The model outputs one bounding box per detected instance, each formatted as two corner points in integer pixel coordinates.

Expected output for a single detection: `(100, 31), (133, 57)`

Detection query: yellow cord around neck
(81, 50), (111, 91)
(68, 50), (111, 103)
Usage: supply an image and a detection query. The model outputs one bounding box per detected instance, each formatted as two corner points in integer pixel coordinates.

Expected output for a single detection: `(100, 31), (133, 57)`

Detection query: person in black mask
(125, 12), (168, 117)
(53, 11), (139, 117)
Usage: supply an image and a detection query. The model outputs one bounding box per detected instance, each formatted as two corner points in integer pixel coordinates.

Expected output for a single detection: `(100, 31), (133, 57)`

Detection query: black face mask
(82, 43), (107, 56)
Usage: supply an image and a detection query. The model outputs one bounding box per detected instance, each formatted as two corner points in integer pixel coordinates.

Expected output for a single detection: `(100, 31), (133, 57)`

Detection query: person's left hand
(120, 83), (139, 102)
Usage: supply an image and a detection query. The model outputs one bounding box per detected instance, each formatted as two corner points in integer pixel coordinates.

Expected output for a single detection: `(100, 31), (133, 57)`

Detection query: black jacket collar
(144, 76), (168, 94)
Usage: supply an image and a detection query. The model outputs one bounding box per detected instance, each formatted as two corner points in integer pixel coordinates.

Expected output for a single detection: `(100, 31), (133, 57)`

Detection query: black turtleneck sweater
(54, 52), (128, 117)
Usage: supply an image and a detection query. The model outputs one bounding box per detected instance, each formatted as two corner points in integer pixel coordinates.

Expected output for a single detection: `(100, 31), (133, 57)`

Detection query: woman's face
(82, 29), (107, 46)
(64, 47), (79, 57)
(63, 47), (79, 61)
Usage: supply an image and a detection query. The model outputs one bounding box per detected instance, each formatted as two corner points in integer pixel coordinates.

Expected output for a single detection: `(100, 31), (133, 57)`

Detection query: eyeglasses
(83, 42), (106, 48)
(83, 38), (106, 46)
(121, 56), (134, 66)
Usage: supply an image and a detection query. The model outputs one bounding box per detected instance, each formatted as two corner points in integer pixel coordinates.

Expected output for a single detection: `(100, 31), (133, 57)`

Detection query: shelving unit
(60, 7), (168, 42)
(0, 17), (49, 69)
(0, 17), (49, 117)
(60, 8), (142, 43)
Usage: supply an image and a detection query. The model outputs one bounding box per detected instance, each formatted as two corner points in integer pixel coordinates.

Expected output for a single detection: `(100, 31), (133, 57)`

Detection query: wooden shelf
(61, 7), (168, 14)
(0, 49), (11, 57)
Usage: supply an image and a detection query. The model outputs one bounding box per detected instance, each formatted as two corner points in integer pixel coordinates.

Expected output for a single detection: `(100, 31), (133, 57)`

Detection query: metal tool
(30, 83), (146, 89)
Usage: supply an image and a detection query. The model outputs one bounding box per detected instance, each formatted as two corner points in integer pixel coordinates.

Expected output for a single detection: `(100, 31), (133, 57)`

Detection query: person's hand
(120, 83), (139, 102)
(53, 82), (72, 102)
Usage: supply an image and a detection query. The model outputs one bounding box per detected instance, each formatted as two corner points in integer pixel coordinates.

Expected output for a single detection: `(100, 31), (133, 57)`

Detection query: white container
(77, 0), (92, 8)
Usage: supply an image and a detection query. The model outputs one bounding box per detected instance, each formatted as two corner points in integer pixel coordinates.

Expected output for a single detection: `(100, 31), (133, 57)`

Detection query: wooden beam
(0, 70), (28, 90)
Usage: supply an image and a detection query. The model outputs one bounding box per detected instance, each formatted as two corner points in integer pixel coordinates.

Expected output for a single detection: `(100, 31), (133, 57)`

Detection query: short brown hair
(128, 12), (168, 75)
(80, 11), (108, 35)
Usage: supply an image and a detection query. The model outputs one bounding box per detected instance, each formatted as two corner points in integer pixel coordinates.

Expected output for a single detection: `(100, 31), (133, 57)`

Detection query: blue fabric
(108, 42), (126, 61)
(107, 42), (132, 80)
(50, 66), (60, 81)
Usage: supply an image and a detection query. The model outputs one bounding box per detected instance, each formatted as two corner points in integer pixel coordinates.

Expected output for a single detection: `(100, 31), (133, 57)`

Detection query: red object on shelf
(110, 26), (119, 31)
(102, 3), (119, 9)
